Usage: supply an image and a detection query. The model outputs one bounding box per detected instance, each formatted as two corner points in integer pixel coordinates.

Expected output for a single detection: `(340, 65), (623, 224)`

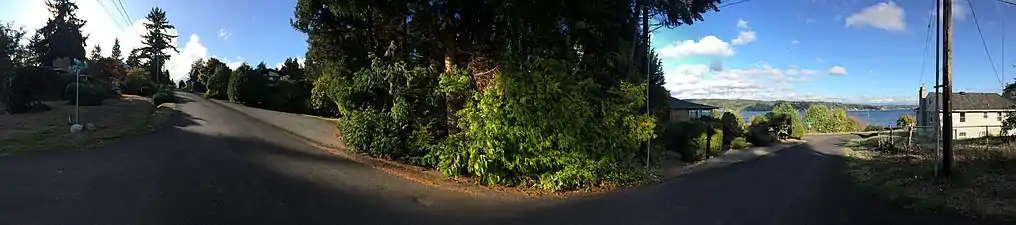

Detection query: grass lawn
(0, 95), (175, 156)
(844, 135), (1016, 222)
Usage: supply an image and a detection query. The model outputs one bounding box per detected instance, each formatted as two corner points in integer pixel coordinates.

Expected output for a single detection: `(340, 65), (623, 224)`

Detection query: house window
(979, 131), (987, 137)
(1000, 112), (1005, 121)
(959, 132), (967, 137)
(984, 112), (989, 118)
(959, 112), (965, 122)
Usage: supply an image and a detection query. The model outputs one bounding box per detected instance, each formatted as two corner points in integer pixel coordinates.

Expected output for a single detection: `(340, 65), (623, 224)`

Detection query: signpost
(69, 59), (88, 126)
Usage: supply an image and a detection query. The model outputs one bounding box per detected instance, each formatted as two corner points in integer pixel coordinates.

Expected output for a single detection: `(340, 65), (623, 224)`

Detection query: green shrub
(720, 111), (743, 149)
(64, 82), (104, 106)
(204, 66), (231, 100)
(865, 124), (886, 132)
(427, 58), (655, 191)
(123, 68), (153, 96)
(152, 86), (176, 105)
(309, 74), (338, 117)
(746, 123), (776, 147)
(731, 137), (749, 149)
(771, 102), (805, 139)
(266, 76), (310, 113)
(335, 59), (443, 163)
(226, 63), (269, 106)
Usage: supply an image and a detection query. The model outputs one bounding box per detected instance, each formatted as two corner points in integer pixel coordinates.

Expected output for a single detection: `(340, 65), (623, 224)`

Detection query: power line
(93, 0), (127, 31)
(918, 7), (936, 85)
(719, 0), (752, 9)
(967, 0), (1006, 88)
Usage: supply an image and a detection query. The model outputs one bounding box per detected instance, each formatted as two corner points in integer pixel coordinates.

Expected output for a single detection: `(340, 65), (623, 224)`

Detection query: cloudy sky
(652, 0), (1014, 104)
(2, 0), (1014, 105)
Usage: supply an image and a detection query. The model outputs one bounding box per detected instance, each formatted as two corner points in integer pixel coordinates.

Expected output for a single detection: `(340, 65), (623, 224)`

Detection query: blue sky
(2, 0), (1014, 104)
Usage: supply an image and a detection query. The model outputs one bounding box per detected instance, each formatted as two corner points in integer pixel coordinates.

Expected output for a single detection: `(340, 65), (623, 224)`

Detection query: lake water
(741, 110), (915, 127)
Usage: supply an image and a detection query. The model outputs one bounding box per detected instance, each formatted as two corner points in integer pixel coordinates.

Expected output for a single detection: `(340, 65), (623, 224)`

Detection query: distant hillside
(687, 99), (916, 111)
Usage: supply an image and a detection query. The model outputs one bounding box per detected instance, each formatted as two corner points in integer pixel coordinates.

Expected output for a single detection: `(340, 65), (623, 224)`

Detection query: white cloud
(846, 1), (906, 32)
(665, 64), (828, 101)
(731, 31), (756, 46)
(167, 34), (208, 83)
(805, 18), (818, 24)
(929, 0), (969, 22)
(827, 66), (848, 75)
(815, 57), (826, 64)
(658, 36), (735, 58)
(223, 56), (245, 70)
(273, 57), (305, 69)
(218, 28), (232, 40)
(791, 39), (800, 44)
(663, 63), (911, 104)
(737, 19), (750, 30)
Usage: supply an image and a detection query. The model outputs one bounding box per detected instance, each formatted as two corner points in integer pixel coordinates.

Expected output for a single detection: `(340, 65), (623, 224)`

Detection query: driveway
(0, 94), (1003, 224)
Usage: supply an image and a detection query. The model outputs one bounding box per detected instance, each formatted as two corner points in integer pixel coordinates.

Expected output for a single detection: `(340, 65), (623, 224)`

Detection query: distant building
(916, 85), (1016, 139)
(668, 97), (718, 122)
(260, 68), (282, 85)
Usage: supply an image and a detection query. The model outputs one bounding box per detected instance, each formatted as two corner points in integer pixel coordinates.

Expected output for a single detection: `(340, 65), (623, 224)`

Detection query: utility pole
(934, 0), (942, 176)
(940, 0), (955, 177)
(642, 0), (651, 169)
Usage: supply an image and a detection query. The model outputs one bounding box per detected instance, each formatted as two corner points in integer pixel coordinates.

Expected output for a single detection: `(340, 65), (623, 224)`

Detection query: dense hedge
(64, 82), (104, 106)
(663, 120), (722, 162)
(123, 68), (154, 96)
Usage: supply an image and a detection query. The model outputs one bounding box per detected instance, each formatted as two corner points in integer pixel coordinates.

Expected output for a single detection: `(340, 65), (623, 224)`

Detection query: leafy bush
(309, 74), (339, 117)
(266, 76), (311, 113)
(123, 68), (153, 96)
(746, 123), (776, 147)
(64, 82), (104, 106)
(204, 66), (231, 100)
(865, 124), (886, 132)
(731, 137), (749, 149)
(720, 111), (743, 149)
(426, 58), (655, 191)
(334, 59), (443, 163)
(896, 114), (916, 128)
(152, 86), (176, 105)
(772, 102), (805, 139)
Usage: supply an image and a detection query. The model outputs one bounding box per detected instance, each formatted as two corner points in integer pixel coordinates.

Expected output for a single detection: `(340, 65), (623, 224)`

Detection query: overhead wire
(967, 0), (1006, 88)
(93, 0), (127, 31)
(918, 7), (936, 85)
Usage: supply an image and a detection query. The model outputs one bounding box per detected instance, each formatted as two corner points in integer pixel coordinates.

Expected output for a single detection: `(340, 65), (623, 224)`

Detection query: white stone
(70, 124), (83, 133)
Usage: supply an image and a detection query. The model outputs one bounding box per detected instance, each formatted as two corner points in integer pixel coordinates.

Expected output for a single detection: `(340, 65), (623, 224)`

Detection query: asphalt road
(0, 93), (1005, 225)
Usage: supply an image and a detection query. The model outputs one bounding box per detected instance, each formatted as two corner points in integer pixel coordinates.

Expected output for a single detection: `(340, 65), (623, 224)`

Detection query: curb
(672, 141), (806, 177)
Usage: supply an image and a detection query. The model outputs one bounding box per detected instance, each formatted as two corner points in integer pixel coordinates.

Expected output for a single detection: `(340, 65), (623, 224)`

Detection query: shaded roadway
(0, 92), (1005, 225)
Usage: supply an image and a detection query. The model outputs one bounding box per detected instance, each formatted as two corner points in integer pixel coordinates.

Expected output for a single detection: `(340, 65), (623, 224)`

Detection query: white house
(916, 85), (1016, 139)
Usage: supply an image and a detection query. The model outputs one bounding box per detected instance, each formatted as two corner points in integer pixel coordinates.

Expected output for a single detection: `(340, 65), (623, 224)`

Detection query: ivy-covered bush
(64, 82), (104, 106)
(731, 137), (749, 149)
(427, 58), (655, 191)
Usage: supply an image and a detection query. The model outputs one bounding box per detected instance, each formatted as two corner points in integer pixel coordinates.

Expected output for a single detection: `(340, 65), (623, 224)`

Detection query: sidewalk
(664, 140), (805, 179)
(206, 99), (345, 149)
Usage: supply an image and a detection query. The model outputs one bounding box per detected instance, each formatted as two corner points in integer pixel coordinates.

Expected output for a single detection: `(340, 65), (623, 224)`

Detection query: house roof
(925, 92), (1016, 110)
(668, 97), (718, 110)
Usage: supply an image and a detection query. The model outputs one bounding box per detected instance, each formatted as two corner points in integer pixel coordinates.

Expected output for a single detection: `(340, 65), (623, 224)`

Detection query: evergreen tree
(136, 7), (178, 85)
(32, 0), (88, 66)
(89, 45), (101, 61)
(110, 38), (122, 62)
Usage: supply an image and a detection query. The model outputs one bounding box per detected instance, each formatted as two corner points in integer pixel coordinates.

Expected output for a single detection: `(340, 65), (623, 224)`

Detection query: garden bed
(0, 95), (175, 155)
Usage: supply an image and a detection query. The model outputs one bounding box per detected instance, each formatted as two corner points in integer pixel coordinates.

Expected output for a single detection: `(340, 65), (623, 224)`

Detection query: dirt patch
(0, 95), (175, 155)
(845, 141), (1016, 222)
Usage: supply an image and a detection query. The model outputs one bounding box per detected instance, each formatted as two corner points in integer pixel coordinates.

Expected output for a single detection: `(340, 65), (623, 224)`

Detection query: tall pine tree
(136, 7), (177, 85)
(110, 38), (122, 62)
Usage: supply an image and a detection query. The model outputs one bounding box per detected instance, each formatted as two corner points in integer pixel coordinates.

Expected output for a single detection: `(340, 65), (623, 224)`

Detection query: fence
(871, 125), (1015, 177)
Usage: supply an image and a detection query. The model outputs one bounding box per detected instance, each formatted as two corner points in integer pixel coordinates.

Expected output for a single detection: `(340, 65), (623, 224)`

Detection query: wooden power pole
(940, 0), (955, 177)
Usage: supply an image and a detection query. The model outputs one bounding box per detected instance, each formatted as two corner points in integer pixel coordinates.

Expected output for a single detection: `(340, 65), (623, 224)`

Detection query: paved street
(0, 92), (1004, 225)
